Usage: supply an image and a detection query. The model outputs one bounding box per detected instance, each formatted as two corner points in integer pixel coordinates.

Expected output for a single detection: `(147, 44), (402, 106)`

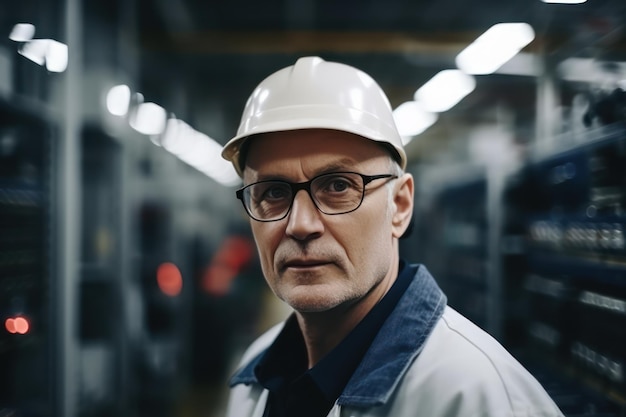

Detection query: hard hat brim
(222, 104), (407, 176)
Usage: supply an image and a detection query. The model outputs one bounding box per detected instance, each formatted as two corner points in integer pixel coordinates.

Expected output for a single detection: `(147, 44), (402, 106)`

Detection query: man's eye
(264, 184), (290, 200)
(318, 175), (357, 193)
(328, 179), (350, 192)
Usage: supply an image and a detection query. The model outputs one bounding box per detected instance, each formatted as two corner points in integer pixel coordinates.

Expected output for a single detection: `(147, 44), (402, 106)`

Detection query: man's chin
(281, 286), (346, 313)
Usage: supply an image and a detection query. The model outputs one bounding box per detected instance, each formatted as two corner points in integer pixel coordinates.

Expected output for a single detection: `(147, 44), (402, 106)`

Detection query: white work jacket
(226, 265), (565, 417)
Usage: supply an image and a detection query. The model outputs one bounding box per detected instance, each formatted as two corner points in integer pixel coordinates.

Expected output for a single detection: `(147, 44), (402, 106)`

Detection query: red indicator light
(157, 262), (183, 297)
(4, 316), (30, 334)
(5, 318), (16, 334)
(201, 235), (255, 296)
(14, 316), (29, 334)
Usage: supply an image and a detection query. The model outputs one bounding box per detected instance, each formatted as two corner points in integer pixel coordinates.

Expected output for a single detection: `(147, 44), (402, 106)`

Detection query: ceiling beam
(140, 30), (480, 54)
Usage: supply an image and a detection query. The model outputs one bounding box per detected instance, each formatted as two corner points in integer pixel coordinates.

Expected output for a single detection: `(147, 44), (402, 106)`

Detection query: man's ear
(392, 173), (414, 239)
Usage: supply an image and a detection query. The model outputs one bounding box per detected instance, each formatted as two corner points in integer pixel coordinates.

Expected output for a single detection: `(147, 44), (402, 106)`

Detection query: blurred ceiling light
(160, 117), (240, 186)
(106, 84), (131, 116)
(45, 40), (68, 72)
(541, 0), (586, 3)
(195, 138), (240, 186)
(178, 133), (219, 167)
(456, 23), (535, 75)
(161, 117), (193, 155)
(182, 134), (240, 186)
(414, 70), (476, 112)
(18, 38), (68, 72)
(129, 102), (167, 135)
(18, 39), (48, 65)
(393, 101), (438, 140)
(9, 23), (35, 42)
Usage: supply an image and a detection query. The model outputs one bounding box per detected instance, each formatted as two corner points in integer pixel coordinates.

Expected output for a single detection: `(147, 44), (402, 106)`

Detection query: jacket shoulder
(393, 306), (564, 416)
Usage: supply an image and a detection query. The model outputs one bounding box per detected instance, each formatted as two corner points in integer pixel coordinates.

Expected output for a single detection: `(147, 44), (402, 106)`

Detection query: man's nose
(285, 190), (324, 240)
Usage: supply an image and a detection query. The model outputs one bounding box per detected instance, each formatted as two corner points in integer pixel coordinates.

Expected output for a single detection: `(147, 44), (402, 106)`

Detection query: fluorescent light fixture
(9, 23), (35, 42)
(45, 40), (68, 72)
(18, 39), (48, 65)
(414, 70), (476, 112)
(393, 101), (438, 139)
(161, 118), (192, 155)
(106, 85), (132, 116)
(456, 23), (535, 75)
(542, 0), (586, 3)
(129, 102), (167, 135)
(159, 117), (240, 186)
(17, 38), (68, 72)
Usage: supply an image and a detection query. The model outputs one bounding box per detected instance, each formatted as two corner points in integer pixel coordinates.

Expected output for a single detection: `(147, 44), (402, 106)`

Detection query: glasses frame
(236, 171), (398, 222)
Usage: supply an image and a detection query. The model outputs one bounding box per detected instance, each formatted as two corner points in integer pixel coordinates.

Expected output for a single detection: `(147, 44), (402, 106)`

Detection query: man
(221, 56), (564, 417)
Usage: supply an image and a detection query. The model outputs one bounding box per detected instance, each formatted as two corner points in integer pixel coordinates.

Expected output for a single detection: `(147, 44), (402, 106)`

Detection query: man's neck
(295, 259), (400, 368)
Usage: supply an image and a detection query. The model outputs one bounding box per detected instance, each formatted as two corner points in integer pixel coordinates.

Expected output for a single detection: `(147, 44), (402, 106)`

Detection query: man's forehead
(246, 129), (388, 161)
(242, 132), (390, 181)
(246, 157), (365, 181)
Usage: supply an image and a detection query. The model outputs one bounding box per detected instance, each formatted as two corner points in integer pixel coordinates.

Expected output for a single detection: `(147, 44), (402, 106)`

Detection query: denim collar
(230, 263), (447, 408)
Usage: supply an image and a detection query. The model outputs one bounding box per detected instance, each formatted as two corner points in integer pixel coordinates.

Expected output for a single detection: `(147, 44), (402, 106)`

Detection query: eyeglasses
(236, 171), (398, 222)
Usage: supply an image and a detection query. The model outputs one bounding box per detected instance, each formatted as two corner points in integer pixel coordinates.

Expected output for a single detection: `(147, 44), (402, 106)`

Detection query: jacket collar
(230, 264), (446, 408)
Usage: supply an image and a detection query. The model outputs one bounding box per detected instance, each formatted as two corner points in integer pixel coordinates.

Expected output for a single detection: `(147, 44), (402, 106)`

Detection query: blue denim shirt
(230, 263), (447, 407)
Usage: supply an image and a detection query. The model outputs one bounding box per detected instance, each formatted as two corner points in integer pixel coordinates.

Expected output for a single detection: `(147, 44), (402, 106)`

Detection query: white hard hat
(221, 56), (407, 176)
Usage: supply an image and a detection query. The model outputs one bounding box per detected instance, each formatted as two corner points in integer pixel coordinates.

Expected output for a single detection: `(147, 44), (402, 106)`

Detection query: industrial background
(1, 0), (626, 416)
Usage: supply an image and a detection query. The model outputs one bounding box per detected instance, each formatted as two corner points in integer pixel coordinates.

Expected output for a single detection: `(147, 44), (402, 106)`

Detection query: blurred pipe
(57, 0), (82, 416)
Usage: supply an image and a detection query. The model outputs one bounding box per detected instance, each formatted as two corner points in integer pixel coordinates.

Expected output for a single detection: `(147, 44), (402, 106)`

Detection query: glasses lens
(244, 181), (293, 221)
(311, 172), (365, 214)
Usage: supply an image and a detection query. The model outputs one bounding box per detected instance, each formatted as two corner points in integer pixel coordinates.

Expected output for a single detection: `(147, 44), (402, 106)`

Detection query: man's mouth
(283, 259), (330, 269)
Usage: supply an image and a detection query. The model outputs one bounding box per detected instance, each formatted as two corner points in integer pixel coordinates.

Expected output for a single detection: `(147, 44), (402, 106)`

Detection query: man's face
(242, 129), (406, 314)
